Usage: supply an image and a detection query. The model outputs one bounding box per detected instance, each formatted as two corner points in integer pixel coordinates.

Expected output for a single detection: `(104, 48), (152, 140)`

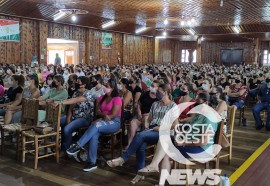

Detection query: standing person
(54, 53), (61, 66)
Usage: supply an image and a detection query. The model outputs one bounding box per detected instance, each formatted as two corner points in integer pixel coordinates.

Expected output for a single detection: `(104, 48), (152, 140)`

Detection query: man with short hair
(252, 78), (270, 131)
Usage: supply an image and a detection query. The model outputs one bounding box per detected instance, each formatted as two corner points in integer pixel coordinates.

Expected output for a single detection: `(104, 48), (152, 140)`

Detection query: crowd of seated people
(0, 62), (270, 184)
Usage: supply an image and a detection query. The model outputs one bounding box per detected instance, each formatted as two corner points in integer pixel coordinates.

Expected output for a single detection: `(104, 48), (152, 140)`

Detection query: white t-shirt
(76, 72), (85, 77)
(63, 73), (70, 83)
(89, 85), (105, 99)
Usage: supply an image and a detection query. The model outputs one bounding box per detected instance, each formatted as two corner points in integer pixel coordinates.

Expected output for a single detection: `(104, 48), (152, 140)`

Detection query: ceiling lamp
(53, 11), (66, 21)
(71, 14), (77, 22)
(102, 20), (115, 28)
(163, 31), (167, 36)
(135, 27), (147, 34)
(180, 20), (185, 26)
(164, 19), (168, 25)
(220, 0), (224, 7)
(232, 26), (240, 34)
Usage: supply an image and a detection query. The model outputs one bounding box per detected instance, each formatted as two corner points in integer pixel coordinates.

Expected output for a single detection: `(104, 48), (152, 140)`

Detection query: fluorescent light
(232, 26), (240, 34)
(71, 15), (77, 22)
(191, 18), (195, 23)
(180, 21), (185, 26)
(163, 31), (167, 36)
(102, 20), (115, 28)
(164, 19), (168, 25)
(135, 27), (147, 34)
(156, 36), (167, 39)
(53, 11), (66, 21)
(188, 29), (196, 35)
(220, 0), (224, 7)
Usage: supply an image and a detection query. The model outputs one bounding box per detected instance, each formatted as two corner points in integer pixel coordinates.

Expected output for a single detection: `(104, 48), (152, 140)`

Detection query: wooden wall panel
(201, 41), (255, 65)
(157, 40), (197, 64)
(0, 15), (153, 66)
(123, 35), (154, 65)
(39, 21), (48, 64)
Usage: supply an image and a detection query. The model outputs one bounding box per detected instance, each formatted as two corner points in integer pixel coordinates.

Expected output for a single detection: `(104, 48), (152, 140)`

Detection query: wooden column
(154, 38), (159, 64)
(254, 38), (260, 65)
(197, 37), (202, 64)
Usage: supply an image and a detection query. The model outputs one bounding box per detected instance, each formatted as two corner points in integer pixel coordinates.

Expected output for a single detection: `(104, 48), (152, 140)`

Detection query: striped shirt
(149, 101), (176, 127)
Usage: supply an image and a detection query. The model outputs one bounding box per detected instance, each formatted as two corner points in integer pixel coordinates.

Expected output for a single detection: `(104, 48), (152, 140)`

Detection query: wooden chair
(238, 105), (247, 126)
(99, 100), (124, 159)
(220, 106), (236, 164)
(21, 103), (61, 169)
(0, 98), (39, 159)
(173, 120), (224, 186)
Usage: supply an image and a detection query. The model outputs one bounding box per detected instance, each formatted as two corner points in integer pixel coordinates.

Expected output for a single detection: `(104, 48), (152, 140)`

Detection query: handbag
(34, 122), (53, 135)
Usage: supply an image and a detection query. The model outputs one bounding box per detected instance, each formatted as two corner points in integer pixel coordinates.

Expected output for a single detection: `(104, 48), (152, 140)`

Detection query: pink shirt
(42, 71), (50, 82)
(98, 96), (122, 117)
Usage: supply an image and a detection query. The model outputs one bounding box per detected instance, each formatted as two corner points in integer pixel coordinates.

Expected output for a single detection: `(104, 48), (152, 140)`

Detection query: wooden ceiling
(1, 0), (270, 40)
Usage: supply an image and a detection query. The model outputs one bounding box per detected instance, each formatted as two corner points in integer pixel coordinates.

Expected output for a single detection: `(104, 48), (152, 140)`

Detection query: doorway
(47, 38), (79, 66)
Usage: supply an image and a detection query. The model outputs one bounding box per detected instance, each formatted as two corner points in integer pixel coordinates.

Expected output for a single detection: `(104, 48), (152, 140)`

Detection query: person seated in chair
(227, 76), (247, 109)
(57, 76), (96, 155)
(107, 84), (176, 184)
(125, 80), (159, 150)
(8, 74), (40, 124)
(138, 93), (218, 182)
(66, 79), (122, 172)
(252, 78), (270, 131)
(0, 74), (25, 122)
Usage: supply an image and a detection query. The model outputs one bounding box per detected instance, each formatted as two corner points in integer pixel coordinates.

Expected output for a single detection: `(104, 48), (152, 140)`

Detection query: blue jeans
(229, 100), (244, 109)
(252, 102), (270, 127)
(176, 146), (205, 158)
(0, 109), (5, 116)
(249, 89), (259, 99)
(121, 130), (159, 171)
(60, 116), (90, 151)
(11, 110), (22, 123)
(77, 116), (121, 163)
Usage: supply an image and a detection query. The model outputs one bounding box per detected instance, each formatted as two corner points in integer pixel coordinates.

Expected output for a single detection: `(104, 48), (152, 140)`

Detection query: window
(263, 50), (270, 65)
(181, 49), (197, 63)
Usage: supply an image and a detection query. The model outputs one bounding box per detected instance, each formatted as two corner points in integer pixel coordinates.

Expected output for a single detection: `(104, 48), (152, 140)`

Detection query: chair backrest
(227, 105), (236, 135)
(21, 98), (39, 125)
(45, 103), (61, 133)
(214, 120), (225, 147)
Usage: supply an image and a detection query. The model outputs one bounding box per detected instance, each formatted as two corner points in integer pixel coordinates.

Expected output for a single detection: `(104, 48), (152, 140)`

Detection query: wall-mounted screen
(0, 19), (20, 42)
(220, 49), (243, 66)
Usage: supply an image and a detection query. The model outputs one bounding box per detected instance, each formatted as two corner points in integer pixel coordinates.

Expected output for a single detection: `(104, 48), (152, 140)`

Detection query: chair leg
(111, 135), (115, 159)
(16, 132), (20, 160)
(185, 164), (189, 186)
(205, 162), (209, 169)
(239, 109), (242, 126)
(56, 136), (59, 164)
(34, 136), (39, 170)
(119, 133), (122, 157)
(22, 134), (26, 163)
(0, 127), (4, 155)
(215, 158), (220, 169)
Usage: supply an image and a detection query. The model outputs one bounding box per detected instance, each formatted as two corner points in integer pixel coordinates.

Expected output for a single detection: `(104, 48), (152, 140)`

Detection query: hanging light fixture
(71, 14), (77, 21)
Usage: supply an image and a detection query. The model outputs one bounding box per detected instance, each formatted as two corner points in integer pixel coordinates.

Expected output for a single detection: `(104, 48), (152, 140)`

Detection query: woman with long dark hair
(66, 78), (122, 172)
(58, 76), (96, 154)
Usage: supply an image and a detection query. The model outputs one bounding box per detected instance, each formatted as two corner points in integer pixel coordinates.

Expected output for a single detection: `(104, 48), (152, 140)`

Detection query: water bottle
(220, 174), (230, 186)
(223, 124), (227, 134)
